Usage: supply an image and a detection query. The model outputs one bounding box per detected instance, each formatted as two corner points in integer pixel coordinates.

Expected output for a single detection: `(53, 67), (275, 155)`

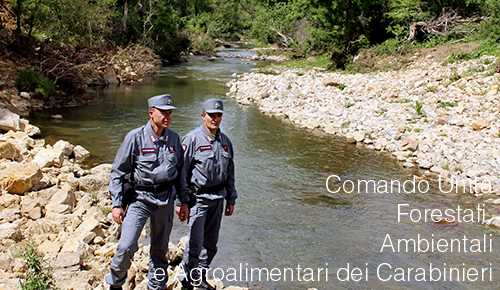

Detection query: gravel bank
(227, 55), (500, 197)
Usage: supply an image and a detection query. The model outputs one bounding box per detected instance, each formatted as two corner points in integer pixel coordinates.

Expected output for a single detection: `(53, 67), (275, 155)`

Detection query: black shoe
(181, 279), (194, 290)
(196, 279), (216, 290)
(109, 286), (122, 290)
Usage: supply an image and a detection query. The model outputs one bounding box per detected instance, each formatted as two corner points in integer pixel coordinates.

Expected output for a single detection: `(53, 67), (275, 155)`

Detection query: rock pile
(0, 110), (246, 290)
(227, 55), (500, 198)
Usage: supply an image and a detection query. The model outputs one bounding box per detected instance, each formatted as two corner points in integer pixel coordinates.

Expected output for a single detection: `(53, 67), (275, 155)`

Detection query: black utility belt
(194, 183), (226, 195)
(135, 182), (172, 193)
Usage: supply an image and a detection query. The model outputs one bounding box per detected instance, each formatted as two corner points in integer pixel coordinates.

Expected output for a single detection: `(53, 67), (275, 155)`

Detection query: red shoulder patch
(222, 144), (228, 151)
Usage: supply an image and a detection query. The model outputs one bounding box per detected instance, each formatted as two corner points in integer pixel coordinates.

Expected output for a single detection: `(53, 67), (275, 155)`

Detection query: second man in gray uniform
(177, 99), (237, 290)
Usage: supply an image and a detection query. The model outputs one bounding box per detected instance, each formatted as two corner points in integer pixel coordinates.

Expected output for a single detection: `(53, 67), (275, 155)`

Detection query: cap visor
(205, 109), (224, 113)
(154, 105), (177, 110)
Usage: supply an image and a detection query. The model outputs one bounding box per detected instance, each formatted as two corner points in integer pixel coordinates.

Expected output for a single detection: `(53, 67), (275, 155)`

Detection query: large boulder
(0, 221), (23, 241)
(73, 145), (90, 163)
(20, 196), (42, 220)
(53, 140), (75, 157)
(0, 163), (43, 194)
(19, 119), (41, 137)
(78, 164), (111, 192)
(0, 140), (20, 159)
(0, 109), (20, 132)
(33, 148), (65, 168)
(75, 216), (105, 244)
(45, 189), (76, 215)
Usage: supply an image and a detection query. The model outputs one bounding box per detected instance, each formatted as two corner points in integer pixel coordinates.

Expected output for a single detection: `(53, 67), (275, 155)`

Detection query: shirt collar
(200, 125), (220, 143)
(146, 120), (168, 143)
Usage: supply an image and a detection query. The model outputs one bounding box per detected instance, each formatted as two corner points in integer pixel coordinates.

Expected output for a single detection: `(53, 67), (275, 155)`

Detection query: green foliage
(437, 101), (458, 109)
(16, 0), (113, 47)
(16, 69), (55, 97)
(277, 53), (330, 69)
(478, 0), (500, 41)
(344, 100), (355, 108)
(443, 40), (500, 65)
(6, 0), (498, 66)
(425, 86), (437, 93)
(19, 241), (59, 290)
(370, 38), (414, 57)
(411, 101), (426, 116)
(338, 83), (347, 90)
(389, 98), (411, 103)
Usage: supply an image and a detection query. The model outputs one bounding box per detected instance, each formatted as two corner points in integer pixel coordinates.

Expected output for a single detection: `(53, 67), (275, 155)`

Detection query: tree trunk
(123, 0), (130, 30)
(15, 0), (22, 42)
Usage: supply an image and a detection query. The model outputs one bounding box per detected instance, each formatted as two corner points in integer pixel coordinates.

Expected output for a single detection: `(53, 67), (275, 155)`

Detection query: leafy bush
(19, 241), (59, 290)
(16, 69), (55, 97)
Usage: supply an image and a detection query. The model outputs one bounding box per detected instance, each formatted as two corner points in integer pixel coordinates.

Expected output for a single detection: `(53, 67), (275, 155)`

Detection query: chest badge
(198, 145), (213, 152)
(222, 144), (228, 151)
(141, 148), (157, 154)
(168, 146), (177, 153)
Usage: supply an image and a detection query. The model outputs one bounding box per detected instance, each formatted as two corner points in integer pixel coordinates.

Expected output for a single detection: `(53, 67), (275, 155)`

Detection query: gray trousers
(105, 198), (174, 290)
(182, 197), (224, 281)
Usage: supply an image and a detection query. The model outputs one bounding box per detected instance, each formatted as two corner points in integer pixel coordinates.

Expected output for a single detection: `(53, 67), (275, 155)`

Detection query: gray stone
(54, 252), (81, 270)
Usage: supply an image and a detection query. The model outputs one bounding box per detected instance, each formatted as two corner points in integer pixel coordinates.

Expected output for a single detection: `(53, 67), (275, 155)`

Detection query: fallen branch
(407, 8), (488, 42)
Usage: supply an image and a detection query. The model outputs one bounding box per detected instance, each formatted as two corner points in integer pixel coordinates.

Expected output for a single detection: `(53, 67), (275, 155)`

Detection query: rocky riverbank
(0, 44), (161, 117)
(226, 54), (500, 199)
(0, 115), (246, 289)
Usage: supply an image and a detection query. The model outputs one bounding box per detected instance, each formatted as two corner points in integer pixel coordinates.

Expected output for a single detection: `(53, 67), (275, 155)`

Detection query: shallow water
(30, 49), (500, 289)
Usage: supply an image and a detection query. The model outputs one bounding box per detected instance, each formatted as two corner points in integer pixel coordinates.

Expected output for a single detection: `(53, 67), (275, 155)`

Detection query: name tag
(141, 148), (156, 154)
(198, 145), (213, 152)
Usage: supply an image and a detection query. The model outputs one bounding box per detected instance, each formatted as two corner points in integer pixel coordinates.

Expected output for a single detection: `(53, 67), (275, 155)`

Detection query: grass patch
(437, 101), (458, 109)
(442, 39), (500, 65)
(411, 101), (426, 116)
(277, 53), (330, 69)
(19, 241), (59, 290)
(16, 69), (55, 98)
(100, 206), (112, 216)
(344, 101), (355, 108)
(425, 86), (437, 93)
(389, 98), (411, 104)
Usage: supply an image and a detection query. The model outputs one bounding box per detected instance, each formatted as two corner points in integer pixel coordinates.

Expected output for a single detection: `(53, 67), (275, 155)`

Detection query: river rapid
(30, 49), (500, 290)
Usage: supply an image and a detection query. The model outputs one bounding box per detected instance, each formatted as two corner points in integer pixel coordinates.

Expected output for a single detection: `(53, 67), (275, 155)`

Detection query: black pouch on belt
(122, 181), (136, 211)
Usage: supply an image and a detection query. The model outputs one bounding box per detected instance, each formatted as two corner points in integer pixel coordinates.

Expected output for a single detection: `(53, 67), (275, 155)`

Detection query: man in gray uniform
(177, 99), (237, 290)
(106, 94), (190, 290)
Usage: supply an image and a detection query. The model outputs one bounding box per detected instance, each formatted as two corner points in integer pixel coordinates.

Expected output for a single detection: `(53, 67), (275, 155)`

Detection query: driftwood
(270, 26), (294, 47)
(408, 8), (488, 42)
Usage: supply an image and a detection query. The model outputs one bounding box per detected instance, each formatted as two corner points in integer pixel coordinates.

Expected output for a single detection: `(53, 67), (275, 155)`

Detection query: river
(30, 49), (500, 289)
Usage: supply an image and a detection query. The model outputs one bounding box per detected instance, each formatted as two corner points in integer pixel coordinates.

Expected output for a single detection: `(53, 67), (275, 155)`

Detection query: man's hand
(225, 204), (234, 216)
(177, 203), (189, 222)
(112, 206), (125, 224)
